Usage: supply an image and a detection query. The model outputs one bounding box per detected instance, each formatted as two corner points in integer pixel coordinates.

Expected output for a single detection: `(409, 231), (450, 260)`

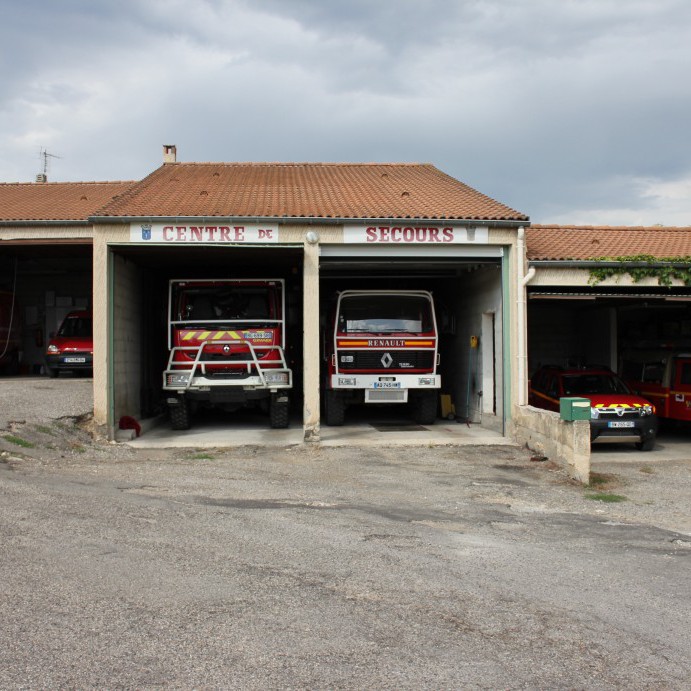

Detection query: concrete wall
(510, 404), (590, 484)
(449, 265), (503, 427)
(112, 253), (143, 425)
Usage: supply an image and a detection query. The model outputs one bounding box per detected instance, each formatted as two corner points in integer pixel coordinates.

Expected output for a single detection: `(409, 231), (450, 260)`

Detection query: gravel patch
(0, 376), (93, 430)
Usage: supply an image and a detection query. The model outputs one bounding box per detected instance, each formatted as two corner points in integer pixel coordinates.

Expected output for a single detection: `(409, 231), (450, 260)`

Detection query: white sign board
(129, 222), (279, 244)
(342, 224), (488, 244)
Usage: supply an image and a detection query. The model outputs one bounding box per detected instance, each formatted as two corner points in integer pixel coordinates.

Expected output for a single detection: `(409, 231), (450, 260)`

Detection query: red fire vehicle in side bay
(163, 279), (292, 430)
(323, 290), (441, 425)
(620, 348), (691, 424)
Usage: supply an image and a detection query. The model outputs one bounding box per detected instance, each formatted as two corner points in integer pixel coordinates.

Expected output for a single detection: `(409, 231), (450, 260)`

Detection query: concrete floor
(126, 407), (512, 449)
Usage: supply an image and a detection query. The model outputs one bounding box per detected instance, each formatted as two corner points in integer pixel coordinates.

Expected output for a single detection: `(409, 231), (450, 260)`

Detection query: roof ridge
(162, 161), (432, 168)
(0, 180), (136, 187)
(530, 224), (691, 231)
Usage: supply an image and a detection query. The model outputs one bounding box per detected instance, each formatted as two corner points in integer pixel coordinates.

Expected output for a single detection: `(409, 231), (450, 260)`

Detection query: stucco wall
(510, 404), (590, 484)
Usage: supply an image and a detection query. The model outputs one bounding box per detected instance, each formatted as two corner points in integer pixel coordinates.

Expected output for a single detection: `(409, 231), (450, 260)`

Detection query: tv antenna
(37, 147), (61, 182)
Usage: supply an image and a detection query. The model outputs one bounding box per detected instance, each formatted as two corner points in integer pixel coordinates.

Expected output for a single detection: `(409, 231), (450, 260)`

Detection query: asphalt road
(1, 425), (690, 689)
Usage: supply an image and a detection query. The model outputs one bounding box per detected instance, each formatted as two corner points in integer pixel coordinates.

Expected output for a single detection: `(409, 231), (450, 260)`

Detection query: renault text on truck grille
(323, 290), (441, 425)
(163, 279), (292, 430)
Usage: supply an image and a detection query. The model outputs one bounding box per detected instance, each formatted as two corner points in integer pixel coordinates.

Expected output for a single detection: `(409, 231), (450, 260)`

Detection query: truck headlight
(167, 373), (191, 386)
(418, 377), (434, 386)
(640, 405), (654, 416)
(264, 371), (289, 385)
(590, 407), (599, 419)
(47, 344), (60, 354)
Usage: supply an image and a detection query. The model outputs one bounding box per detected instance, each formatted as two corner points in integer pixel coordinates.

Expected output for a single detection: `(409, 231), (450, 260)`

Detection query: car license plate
(64, 357), (86, 363)
(608, 421), (635, 428)
(373, 382), (401, 389)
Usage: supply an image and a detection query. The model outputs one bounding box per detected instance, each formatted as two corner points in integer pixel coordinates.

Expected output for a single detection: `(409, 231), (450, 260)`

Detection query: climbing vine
(587, 254), (691, 287)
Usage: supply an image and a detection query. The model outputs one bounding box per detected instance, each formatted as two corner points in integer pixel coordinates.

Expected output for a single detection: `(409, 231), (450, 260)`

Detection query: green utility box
(560, 397), (591, 421)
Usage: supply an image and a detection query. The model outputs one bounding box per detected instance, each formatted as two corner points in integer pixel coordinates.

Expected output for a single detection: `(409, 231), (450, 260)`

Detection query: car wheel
(636, 437), (655, 451)
(47, 367), (58, 378)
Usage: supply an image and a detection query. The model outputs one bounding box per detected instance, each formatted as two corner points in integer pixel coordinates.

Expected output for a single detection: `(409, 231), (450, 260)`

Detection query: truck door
(668, 357), (691, 422)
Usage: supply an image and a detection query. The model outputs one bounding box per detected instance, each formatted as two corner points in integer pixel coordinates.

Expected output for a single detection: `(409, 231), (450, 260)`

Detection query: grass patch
(190, 452), (214, 460)
(587, 472), (619, 489)
(588, 472), (610, 486)
(639, 466), (655, 474)
(4, 435), (36, 449)
(585, 492), (628, 503)
(35, 425), (57, 436)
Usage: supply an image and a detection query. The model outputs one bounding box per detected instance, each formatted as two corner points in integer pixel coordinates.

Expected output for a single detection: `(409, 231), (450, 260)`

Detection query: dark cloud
(1, 0), (690, 224)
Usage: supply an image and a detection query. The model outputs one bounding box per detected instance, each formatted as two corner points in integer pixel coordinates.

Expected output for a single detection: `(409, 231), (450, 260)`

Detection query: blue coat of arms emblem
(140, 224), (152, 240)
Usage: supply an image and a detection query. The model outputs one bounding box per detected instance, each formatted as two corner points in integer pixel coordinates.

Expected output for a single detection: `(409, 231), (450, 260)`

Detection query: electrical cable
(0, 257), (18, 361)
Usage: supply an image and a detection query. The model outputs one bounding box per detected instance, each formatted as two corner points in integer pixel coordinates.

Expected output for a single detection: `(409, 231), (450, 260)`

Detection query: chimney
(163, 144), (177, 163)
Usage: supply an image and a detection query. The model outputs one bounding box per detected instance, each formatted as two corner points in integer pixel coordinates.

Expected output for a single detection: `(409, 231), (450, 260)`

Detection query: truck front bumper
(163, 370), (292, 393)
(331, 373), (441, 389)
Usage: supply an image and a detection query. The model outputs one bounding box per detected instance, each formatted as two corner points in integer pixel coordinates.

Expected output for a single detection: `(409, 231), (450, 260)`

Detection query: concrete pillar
(92, 231), (109, 429)
(302, 235), (320, 441)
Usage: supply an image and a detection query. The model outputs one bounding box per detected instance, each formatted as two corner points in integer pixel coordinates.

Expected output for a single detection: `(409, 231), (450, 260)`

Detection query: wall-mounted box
(560, 397), (591, 421)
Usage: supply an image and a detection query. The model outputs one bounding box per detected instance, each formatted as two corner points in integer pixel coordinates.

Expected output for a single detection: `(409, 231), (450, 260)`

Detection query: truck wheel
(636, 437), (655, 451)
(269, 397), (290, 429)
(325, 391), (345, 426)
(412, 392), (437, 425)
(169, 397), (191, 430)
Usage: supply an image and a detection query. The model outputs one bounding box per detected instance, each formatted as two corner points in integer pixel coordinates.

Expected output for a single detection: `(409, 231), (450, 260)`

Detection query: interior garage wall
(112, 253), (143, 423)
(448, 265), (503, 428)
(528, 303), (615, 374)
(17, 260), (92, 373)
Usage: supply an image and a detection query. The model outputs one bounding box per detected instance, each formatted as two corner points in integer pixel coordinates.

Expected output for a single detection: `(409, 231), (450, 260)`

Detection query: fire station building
(2, 145), (690, 479)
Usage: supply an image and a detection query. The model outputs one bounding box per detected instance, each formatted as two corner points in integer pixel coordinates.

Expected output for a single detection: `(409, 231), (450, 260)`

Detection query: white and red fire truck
(323, 290), (441, 425)
(163, 279), (292, 429)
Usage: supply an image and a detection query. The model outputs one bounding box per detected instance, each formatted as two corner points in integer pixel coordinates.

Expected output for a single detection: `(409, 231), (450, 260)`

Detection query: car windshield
(58, 316), (92, 338)
(562, 373), (631, 396)
(338, 295), (433, 334)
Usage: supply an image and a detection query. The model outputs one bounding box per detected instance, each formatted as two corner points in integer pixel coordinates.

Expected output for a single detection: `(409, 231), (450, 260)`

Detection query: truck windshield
(177, 287), (272, 321)
(562, 373), (631, 396)
(338, 295), (433, 334)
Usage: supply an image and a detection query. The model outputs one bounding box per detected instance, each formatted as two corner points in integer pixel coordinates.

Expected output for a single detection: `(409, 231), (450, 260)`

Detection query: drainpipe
(516, 227), (535, 406)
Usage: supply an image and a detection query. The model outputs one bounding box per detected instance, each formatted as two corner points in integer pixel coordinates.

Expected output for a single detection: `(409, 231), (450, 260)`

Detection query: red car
(529, 365), (658, 450)
(45, 310), (93, 377)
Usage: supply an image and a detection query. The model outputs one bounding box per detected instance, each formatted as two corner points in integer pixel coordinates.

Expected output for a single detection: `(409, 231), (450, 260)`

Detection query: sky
(1, 0), (690, 225)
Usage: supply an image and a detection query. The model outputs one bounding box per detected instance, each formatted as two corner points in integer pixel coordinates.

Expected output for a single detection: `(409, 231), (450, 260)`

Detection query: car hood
(581, 393), (652, 408)
(48, 336), (93, 351)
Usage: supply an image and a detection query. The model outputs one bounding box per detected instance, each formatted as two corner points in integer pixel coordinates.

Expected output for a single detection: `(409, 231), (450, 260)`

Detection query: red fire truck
(163, 279), (292, 430)
(620, 348), (691, 424)
(323, 290), (441, 425)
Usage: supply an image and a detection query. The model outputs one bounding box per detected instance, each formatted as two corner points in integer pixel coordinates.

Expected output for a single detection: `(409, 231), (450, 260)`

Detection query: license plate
(373, 382), (401, 389)
(608, 421), (635, 428)
(64, 357), (86, 363)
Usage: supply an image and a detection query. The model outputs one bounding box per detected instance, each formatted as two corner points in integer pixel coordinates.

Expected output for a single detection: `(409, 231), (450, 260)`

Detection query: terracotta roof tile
(527, 225), (691, 260)
(95, 162), (527, 221)
(0, 181), (135, 222)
